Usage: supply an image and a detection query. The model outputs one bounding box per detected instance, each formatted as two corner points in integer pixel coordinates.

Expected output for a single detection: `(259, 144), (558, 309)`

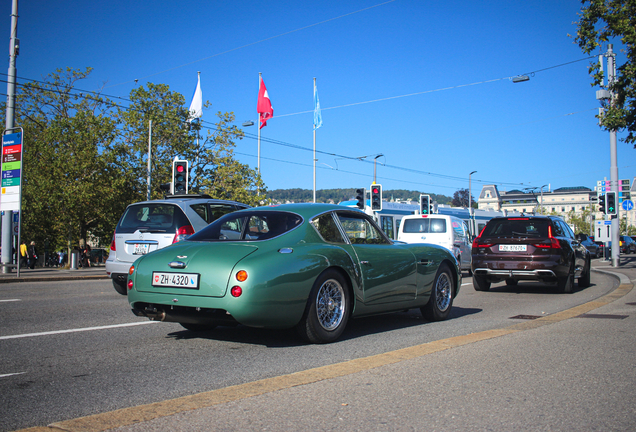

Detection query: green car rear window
(188, 211), (303, 241)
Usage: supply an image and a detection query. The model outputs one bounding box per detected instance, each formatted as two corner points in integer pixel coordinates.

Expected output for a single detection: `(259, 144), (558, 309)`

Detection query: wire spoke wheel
(316, 278), (345, 331)
(435, 272), (452, 312)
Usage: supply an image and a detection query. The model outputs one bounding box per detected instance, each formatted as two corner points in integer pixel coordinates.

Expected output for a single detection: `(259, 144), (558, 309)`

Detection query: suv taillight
(472, 227), (491, 248)
(472, 237), (492, 248)
(534, 225), (561, 249)
(173, 225), (195, 243)
(110, 232), (116, 251)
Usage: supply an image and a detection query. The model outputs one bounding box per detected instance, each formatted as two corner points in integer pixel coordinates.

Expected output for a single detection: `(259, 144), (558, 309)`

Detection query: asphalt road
(0, 266), (630, 432)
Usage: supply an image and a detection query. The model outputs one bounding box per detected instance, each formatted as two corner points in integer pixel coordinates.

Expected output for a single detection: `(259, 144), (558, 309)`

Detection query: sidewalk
(0, 264), (109, 283)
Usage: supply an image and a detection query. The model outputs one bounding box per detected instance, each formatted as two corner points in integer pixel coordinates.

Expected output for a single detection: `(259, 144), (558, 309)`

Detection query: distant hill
(267, 188), (452, 205)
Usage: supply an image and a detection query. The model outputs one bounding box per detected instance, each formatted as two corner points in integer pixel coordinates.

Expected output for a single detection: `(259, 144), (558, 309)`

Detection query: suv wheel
(578, 257), (591, 288)
(557, 262), (574, 294)
(473, 274), (491, 291)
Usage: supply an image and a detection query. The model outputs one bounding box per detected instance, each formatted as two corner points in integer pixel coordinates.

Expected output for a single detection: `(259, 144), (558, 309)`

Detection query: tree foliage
(12, 68), (264, 252)
(575, 0), (636, 146)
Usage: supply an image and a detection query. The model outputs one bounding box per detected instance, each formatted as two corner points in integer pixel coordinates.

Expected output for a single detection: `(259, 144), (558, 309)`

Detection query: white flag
(188, 73), (202, 122)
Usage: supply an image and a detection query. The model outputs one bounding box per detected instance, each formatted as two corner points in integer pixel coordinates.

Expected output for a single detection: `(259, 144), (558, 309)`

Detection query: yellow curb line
(21, 281), (633, 432)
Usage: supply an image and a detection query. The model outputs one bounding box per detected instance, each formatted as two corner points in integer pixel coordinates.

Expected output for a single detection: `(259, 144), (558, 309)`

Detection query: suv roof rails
(163, 194), (212, 200)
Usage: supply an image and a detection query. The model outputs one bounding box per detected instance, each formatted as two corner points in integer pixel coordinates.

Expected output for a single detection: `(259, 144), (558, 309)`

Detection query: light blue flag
(313, 83), (322, 130)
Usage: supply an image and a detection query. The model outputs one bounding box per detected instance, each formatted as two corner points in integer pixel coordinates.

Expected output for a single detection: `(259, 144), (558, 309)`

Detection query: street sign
(1, 131), (23, 212)
(594, 220), (612, 242)
(622, 200), (633, 211)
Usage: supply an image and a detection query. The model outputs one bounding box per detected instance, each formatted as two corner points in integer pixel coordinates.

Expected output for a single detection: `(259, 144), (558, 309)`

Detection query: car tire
(180, 322), (217, 332)
(557, 262), (574, 294)
(578, 257), (591, 288)
(505, 279), (518, 286)
(473, 274), (491, 291)
(421, 263), (455, 321)
(112, 279), (128, 296)
(297, 269), (351, 344)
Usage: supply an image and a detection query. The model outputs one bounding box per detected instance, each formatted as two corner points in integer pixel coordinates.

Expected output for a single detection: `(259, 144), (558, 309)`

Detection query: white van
(397, 214), (472, 272)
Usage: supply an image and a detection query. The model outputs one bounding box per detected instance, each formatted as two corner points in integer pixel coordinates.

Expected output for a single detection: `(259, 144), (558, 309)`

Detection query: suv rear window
(402, 218), (447, 234)
(188, 211), (303, 241)
(117, 203), (190, 234)
(481, 218), (550, 238)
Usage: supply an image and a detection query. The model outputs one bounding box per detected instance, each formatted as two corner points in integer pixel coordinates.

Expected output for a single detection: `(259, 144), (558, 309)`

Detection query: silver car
(106, 195), (250, 295)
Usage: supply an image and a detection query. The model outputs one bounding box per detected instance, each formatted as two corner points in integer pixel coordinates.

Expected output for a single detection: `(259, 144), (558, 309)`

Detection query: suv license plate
(499, 245), (527, 252)
(152, 272), (200, 289)
(133, 244), (149, 255)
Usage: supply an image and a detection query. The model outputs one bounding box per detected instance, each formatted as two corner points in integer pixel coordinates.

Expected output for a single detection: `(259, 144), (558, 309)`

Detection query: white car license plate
(152, 272), (200, 289)
(499, 244), (527, 252)
(133, 244), (149, 255)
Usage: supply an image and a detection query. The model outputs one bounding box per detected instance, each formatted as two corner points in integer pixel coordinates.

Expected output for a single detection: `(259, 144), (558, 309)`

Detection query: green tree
(451, 188), (475, 207)
(575, 0), (636, 146)
(16, 67), (130, 252)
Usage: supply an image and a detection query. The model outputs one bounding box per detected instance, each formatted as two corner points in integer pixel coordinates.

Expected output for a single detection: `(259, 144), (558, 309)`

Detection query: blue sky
(3, 0), (633, 198)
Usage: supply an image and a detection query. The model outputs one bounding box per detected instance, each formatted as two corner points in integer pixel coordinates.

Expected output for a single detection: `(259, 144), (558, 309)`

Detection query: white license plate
(499, 244), (527, 252)
(133, 244), (149, 255)
(152, 272), (200, 289)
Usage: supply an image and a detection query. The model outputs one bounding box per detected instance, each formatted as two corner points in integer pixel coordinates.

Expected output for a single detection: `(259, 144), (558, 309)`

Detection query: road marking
(0, 372), (25, 378)
(0, 321), (159, 341)
(0, 298), (21, 302)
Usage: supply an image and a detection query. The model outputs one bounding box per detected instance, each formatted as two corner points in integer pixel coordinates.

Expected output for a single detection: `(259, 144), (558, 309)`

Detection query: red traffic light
(176, 165), (185, 173)
(372, 187), (379, 194)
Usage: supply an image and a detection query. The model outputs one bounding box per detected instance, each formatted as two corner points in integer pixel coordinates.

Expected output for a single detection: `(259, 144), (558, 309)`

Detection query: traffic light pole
(607, 45), (619, 267)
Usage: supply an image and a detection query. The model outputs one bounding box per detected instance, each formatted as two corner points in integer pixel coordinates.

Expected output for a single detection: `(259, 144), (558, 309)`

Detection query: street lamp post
(468, 171), (477, 215)
(539, 184), (547, 214)
(373, 154), (384, 184)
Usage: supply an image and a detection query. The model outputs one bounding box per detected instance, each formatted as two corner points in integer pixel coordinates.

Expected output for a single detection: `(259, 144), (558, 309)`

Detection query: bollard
(70, 251), (79, 270)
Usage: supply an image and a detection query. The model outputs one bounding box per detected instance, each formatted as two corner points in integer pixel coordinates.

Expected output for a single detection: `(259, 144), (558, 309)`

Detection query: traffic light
(370, 184), (382, 211)
(172, 159), (189, 194)
(355, 188), (365, 210)
(598, 194), (606, 214)
(606, 191), (617, 216)
(420, 194), (431, 215)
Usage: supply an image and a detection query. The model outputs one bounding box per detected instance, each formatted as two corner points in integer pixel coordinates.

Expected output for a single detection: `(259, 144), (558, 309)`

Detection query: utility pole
(2, 0), (18, 273)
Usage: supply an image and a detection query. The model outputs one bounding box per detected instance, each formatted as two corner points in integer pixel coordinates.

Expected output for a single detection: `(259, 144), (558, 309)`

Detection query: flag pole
(257, 72), (262, 175)
(313, 77), (317, 203)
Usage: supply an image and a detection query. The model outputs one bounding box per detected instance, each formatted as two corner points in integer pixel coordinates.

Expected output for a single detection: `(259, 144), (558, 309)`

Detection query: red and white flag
(257, 76), (274, 129)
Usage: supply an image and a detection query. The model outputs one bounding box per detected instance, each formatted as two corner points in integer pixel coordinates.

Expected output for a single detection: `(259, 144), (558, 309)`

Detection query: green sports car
(127, 203), (461, 343)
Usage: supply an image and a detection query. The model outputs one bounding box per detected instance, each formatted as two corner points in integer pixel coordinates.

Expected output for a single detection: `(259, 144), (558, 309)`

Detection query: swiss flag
(257, 77), (274, 129)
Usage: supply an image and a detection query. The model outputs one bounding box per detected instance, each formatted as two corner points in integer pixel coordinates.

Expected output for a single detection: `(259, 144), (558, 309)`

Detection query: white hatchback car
(106, 195), (249, 295)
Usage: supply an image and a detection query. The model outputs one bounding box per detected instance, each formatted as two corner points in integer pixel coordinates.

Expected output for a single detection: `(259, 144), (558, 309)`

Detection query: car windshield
(481, 218), (550, 238)
(187, 211), (303, 241)
(117, 203), (190, 234)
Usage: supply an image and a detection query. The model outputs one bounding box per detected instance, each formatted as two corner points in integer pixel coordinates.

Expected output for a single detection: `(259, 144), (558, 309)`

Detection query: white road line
(0, 372), (26, 378)
(461, 282), (473, 286)
(0, 299), (21, 303)
(0, 321), (159, 341)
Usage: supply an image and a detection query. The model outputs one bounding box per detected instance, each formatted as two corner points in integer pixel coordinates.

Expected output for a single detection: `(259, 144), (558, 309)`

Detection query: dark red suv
(471, 216), (591, 293)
